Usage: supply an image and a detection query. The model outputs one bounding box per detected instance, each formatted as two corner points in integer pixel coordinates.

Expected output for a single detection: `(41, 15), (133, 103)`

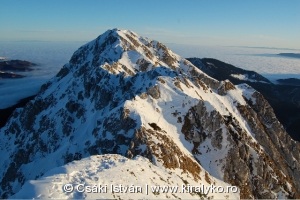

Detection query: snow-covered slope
(12, 154), (239, 199)
(1, 29), (300, 199)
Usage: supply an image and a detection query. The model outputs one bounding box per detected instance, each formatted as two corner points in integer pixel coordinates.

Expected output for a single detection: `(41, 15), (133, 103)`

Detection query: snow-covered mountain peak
(1, 29), (300, 199)
(67, 28), (199, 79)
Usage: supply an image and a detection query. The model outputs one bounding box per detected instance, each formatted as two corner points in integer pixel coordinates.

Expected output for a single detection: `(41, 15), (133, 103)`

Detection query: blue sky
(1, 0), (299, 48)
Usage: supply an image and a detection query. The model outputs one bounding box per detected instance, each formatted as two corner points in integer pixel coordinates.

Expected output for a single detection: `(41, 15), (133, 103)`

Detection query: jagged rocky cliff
(0, 29), (299, 199)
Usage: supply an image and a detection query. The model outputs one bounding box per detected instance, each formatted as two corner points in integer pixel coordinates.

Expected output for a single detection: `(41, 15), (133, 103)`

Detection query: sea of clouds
(168, 43), (300, 81)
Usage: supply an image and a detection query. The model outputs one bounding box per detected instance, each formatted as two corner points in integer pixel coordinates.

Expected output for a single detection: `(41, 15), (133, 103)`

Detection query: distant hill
(187, 58), (271, 83)
(278, 53), (300, 59)
(0, 59), (36, 72)
(277, 78), (300, 86)
(0, 59), (37, 79)
(0, 71), (25, 79)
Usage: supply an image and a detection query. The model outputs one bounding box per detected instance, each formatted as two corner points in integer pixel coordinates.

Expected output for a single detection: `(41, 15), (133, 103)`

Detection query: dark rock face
(127, 126), (203, 181)
(147, 85), (160, 99)
(0, 95), (35, 128)
(188, 57), (300, 142)
(239, 92), (300, 193)
(182, 98), (300, 199)
(217, 80), (236, 95)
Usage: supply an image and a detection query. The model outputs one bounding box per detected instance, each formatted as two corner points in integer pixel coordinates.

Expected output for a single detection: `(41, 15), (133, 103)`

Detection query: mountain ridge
(188, 57), (300, 142)
(0, 29), (299, 199)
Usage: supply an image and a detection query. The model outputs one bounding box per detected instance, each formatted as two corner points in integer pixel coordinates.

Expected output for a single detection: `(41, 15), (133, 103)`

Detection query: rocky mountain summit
(0, 29), (299, 199)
